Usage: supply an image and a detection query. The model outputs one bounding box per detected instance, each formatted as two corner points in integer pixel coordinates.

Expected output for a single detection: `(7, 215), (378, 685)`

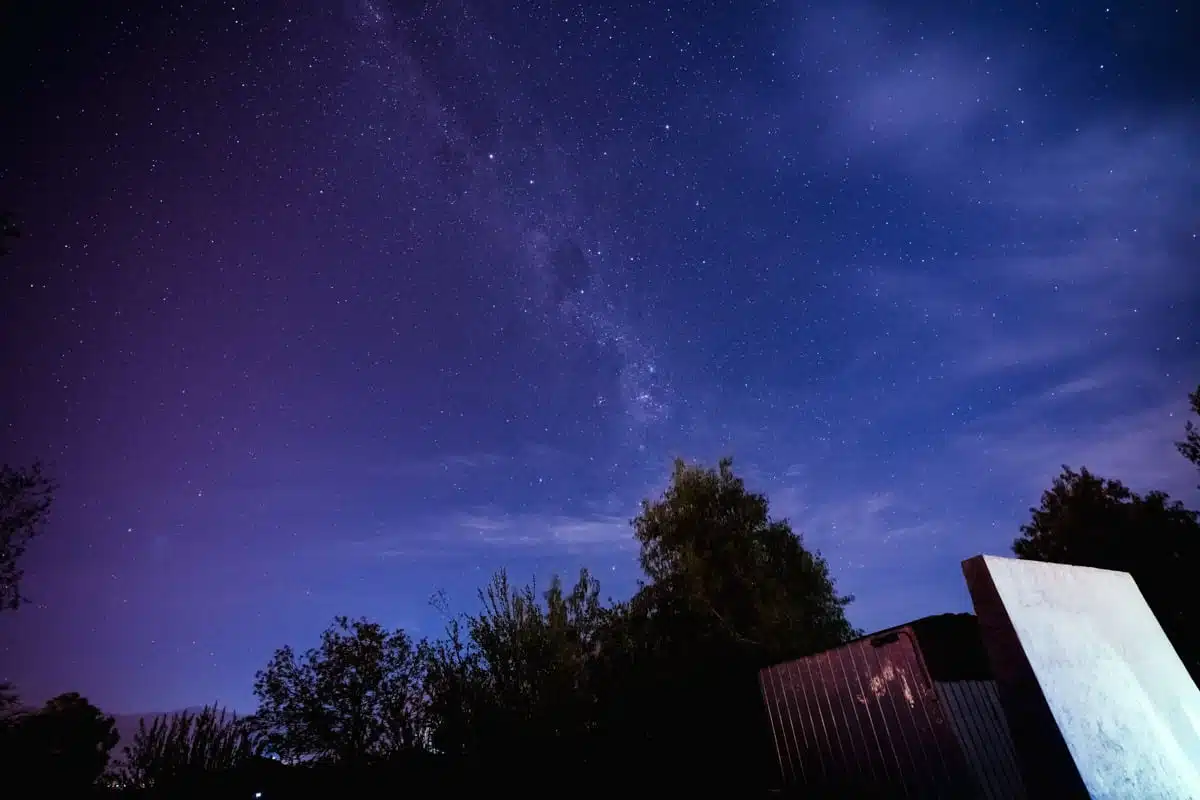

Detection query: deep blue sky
(1, 0), (1196, 715)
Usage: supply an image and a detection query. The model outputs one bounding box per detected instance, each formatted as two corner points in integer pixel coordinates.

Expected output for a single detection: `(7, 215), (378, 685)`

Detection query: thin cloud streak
(951, 394), (1198, 502)
(454, 510), (635, 550)
(363, 508), (638, 562)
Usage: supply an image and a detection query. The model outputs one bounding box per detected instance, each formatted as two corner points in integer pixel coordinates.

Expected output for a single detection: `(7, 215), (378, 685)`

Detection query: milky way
(0, 0), (1195, 714)
(348, 0), (677, 434)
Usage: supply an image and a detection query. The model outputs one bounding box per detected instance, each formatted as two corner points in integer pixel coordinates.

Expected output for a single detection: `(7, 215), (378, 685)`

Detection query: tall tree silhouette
(632, 458), (858, 663)
(8, 693), (118, 792)
(0, 461), (56, 610)
(423, 569), (606, 766)
(249, 459), (859, 791)
(1177, 383), (1200, 487)
(0, 211), (54, 611)
(113, 704), (262, 790)
(252, 616), (427, 766)
(599, 458), (857, 787)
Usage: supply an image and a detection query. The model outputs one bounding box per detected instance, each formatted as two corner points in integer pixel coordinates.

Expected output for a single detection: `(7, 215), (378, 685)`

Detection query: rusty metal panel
(760, 623), (981, 797)
(934, 680), (1027, 800)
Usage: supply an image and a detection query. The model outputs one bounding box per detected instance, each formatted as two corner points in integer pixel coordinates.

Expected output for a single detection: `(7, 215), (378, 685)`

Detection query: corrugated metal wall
(934, 680), (1026, 799)
(760, 627), (976, 797)
(759, 616), (1027, 798)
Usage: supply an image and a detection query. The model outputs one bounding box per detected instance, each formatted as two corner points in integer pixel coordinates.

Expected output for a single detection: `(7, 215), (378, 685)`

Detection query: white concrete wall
(980, 555), (1200, 799)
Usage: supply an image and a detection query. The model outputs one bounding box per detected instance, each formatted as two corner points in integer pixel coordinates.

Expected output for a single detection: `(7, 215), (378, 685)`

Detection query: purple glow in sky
(1, 0), (1196, 715)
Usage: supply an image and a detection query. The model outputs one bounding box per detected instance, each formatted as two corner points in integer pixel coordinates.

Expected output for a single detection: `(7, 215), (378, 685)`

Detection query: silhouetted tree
(0, 683), (29, 770)
(7, 692), (118, 792)
(595, 458), (858, 787)
(0, 210), (17, 256)
(0, 460), (56, 610)
(252, 616), (427, 767)
(1177, 383), (1200, 487)
(1, 212), (57, 613)
(423, 569), (606, 765)
(421, 595), (482, 759)
(113, 704), (262, 790)
(633, 457), (858, 663)
(0, 682), (20, 718)
(247, 459), (858, 790)
(1013, 466), (1200, 681)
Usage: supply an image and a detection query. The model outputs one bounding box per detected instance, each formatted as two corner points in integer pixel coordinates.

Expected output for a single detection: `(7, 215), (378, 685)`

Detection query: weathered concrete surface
(967, 555), (1200, 800)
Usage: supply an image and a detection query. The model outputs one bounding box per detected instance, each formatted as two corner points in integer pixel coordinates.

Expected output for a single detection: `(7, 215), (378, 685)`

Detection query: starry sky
(1, 0), (1196, 715)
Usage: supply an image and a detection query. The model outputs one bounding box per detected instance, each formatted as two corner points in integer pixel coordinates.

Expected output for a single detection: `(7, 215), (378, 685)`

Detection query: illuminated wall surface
(978, 556), (1200, 798)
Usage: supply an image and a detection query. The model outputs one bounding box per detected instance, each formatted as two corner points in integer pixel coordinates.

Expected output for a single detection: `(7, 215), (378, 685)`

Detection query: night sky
(1, 0), (1196, 716)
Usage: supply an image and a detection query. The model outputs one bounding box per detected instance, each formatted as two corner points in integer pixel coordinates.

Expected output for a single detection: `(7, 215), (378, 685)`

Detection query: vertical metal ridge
(863, 633), (924, 793)
(759, 619), (1030, 797)
(846, 639), (908, 794)
(758, 669), (789, 785)
(833, 640), (883, 790)
(934, 680), (1027, 799)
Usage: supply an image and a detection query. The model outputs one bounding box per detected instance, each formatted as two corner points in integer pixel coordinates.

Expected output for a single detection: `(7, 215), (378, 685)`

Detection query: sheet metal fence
(759, 615), (1027, 798)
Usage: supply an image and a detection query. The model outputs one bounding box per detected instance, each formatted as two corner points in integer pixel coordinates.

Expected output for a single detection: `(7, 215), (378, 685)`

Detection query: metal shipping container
(759, 613), (1026, 798)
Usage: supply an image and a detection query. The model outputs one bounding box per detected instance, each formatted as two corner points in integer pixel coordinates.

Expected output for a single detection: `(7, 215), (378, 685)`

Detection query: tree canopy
(6, 692), (119, 792)
(0, 460), (56, 611)
(417, 458), (857, 787)
(633, 457), (858, 664)
(0, 210), (17, 256)
(1177, 383), (1200, 487)
(252, 616), (427, 766)
(422, 568), (607, 765)
(1011, 384), (1200, 682)
(0, 212), (51, 613)
(397, 457), (855, 789)
(113, 705), (262, 790)
(612, 458), (857, 782)
(7, 413), (1198, 793)
(1013, 465), (1200, 680)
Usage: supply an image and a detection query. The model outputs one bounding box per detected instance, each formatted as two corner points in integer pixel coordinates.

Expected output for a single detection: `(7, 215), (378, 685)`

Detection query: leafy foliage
(0, 683), (29, 772)
(423, 569), (606, 762)
(0, 460), (56, 610)
(634, 457), (858, 663)
(0, 682), (21, 718)
(6, 692), (118, 791)
(1013, 465), (1200, 681)
(604, 458), (857, 783)
(252, 616), (427, 766)
(113, 704), (262, 789)
(2, 458), (864, 792)
(1177, 383), (1200, 487)
(422, 458), (856, 787)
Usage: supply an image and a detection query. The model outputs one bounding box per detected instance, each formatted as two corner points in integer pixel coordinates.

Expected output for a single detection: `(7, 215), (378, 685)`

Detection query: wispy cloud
(452, 509), (634, 551)
(360, 451), (508, 479)
(753, 470), (970, 633)
(1037, 362), (1136, 403)
(829, 98), (1192, 429)
(361, 507), (637, 562)
(788, 3), (1028, 166)
(985, 123), (1196, 227)
(751, 8), (1194, 451)
(769, 483), (946, 559)
(950, 392), (1197, 501)
(666, 0), (1199, 634)
(1039, 375), (1108, 401)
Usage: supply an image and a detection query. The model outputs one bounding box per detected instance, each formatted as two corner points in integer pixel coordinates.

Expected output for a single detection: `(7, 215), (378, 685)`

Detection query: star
(1, 0), (1193, 721)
